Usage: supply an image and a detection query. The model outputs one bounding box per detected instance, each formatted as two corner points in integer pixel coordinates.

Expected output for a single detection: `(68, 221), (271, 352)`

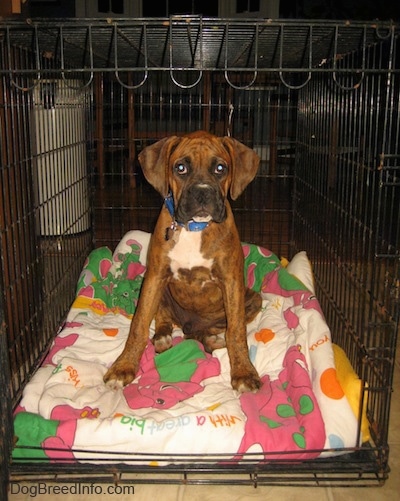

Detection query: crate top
(0, 17), (398, 88)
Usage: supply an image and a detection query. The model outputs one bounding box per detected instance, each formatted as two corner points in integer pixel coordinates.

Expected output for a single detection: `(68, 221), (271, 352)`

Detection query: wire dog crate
(0, 17), (399, 496)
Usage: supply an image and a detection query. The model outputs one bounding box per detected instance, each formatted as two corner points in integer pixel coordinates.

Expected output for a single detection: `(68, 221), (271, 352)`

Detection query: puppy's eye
(175, 163), (188, 175)
(215, 164), (226, 175)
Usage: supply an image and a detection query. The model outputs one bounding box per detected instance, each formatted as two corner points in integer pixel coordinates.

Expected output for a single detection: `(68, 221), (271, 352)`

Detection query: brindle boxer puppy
(104, 131), (262, 393)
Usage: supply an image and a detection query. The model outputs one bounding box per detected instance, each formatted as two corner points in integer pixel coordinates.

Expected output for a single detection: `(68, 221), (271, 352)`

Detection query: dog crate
(0, 17), (399, 496)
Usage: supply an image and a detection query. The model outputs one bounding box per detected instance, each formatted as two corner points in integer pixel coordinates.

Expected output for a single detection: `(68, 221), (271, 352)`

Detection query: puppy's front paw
(231, 370), (261, 393)
(103, 360), (137, 389)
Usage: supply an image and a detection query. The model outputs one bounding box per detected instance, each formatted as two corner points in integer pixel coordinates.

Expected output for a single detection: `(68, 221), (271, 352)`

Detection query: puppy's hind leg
(244, 288), (262, 324)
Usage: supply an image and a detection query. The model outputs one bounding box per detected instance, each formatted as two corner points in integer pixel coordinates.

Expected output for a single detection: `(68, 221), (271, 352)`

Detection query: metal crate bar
(1, 19), (399, 88)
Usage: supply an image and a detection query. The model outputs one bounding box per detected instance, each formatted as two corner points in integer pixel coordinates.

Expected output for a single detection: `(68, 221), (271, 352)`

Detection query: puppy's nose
(192, 183), (214, 202)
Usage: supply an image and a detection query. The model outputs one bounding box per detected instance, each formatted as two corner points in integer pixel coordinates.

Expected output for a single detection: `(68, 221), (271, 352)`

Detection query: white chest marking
(168, 229), (214, 278)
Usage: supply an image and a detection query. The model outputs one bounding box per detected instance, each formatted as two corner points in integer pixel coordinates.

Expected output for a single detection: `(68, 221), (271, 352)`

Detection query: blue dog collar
(164, 193), (210, 232)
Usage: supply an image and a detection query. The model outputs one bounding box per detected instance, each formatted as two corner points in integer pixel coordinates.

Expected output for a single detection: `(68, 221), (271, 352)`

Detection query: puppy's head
(138, 131), (260, 225)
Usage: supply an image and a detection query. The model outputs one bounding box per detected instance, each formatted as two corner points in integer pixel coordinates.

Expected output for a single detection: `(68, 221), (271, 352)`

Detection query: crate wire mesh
(296, 69), (400, 452)
(91, 70), (296, 253)
(0, 17), (399, 491)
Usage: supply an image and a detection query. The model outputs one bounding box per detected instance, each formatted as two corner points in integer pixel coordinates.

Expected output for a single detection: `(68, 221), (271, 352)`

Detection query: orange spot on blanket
(320, 368), (345, 399)
(103, 328), (119, 337)
(255, 328), (275, 344)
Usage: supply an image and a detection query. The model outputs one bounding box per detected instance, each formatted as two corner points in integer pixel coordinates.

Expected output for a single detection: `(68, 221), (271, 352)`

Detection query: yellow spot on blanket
(207, 403), (221, 411)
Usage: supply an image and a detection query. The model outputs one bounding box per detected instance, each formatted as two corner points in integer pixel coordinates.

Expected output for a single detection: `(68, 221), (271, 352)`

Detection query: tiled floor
(8, 353), (400, 500)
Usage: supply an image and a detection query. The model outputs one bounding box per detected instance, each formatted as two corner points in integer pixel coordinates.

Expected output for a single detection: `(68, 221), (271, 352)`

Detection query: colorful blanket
(13, 230), (359, 464)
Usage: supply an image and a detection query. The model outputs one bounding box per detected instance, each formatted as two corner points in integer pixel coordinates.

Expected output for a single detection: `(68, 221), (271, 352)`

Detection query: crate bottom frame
(9, 446), (389, 488)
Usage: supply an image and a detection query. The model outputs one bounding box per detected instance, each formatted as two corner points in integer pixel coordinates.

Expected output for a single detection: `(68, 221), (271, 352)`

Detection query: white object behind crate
(32, 79), (90, 236)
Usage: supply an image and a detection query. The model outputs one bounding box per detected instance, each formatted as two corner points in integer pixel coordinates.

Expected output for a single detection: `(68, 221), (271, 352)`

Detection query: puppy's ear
(138, 136), (181, 197)
(222, 137), (260, 200)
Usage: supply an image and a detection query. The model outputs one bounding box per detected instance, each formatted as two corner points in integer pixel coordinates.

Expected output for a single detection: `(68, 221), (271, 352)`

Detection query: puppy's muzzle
(176, 183), (226, 224)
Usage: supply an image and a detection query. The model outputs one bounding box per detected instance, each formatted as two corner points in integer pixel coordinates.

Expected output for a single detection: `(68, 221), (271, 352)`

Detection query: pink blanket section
(236, 345), (326, 460)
